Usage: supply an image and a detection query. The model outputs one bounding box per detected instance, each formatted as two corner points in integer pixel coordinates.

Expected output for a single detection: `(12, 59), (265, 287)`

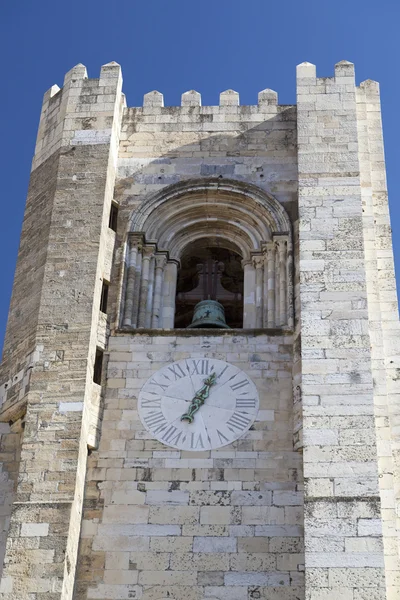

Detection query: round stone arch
(130, 178), (291, 258)
(122, 178), (293, 330)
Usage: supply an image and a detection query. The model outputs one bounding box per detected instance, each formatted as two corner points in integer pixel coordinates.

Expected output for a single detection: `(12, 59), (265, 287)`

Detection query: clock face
(138, 358), (259, 451)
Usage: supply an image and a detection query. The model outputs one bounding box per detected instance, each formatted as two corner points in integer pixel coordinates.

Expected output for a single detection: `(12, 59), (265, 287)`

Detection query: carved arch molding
(121, 179), (293, 330)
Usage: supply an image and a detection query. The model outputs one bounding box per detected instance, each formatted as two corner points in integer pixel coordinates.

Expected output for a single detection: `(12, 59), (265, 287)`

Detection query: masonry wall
(0, 63), (124, 599)
(117, 88), (297, 218)
(357, 78), (400, 597)
(296, 61), (392, 599)
(108, 89), (298, 329)
(0, 60), (399, 600)
(75, 332), (303, 600)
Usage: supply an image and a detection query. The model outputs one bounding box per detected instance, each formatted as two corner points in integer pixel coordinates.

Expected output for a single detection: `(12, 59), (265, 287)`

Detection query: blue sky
(0, 0), (399, 352)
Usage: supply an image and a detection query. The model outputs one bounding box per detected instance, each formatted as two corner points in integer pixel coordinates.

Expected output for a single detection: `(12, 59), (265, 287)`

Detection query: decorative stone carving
(123, 180), (293, 330)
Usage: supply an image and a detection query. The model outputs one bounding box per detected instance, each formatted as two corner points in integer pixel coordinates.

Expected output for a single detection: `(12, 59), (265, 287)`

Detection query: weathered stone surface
(0, 60), (398, 600)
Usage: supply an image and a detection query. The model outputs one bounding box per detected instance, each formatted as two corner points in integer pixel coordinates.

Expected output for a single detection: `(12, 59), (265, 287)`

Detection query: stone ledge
(115, 327), (294, 338)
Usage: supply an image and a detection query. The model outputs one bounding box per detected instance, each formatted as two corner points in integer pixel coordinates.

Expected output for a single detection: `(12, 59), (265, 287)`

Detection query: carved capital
(130, 239), (141, 251)
(128, 232), (145, 251)
(273, 235), (288, 254)
(252, 254), (264, 269)
(241, 258), (253, 269)
(142, 245), (155, 260)
(155, 253), (168, 270)
(264, 241), (275, 257)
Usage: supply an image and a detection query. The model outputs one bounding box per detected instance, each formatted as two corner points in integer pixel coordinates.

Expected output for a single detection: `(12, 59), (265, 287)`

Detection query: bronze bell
(187, 299), (230, 329)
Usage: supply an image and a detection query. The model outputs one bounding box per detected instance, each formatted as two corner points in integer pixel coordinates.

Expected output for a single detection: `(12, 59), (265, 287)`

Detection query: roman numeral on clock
(226, 412), (251, 432)
(168, 363), (186, 380)
(230, 378), (250, 392)
(149, 379), (169, 392)
(189, 359), (211, 376)
(236, 398), (257, 410)
(216, 429), (230, 444)
(143, 411), (167, 434)
(190, 433), (205, 450)
(161, 425), (183, 445)
(141, 396), (161, 409)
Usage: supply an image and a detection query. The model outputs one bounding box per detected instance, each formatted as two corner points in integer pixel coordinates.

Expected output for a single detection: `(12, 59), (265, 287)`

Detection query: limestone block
(181, 90), (201, 106)
(199, 506), (238, 525)
(20, 523), (49, 537)
(139, 570), (197, 585)
(183, 524), (228, 537)
(87, 584), (141, 598)
(219, 90), (239, 106)
(242, 506), (284, 525)
(143, 91), (164, 108)
(102, 505), (149, 524)
(328, 567), (385, 588)
(224, 571), (290, 585)
(129, 551), (170, 571)
(105, 551), (130, 570)
(258, 89), (278, 108)
(230, 552), (277, 571)
(150, 537), (193, 552)
(189, 491), (230, 506)
(146, 490), (189, 505)
(230, 491), (272, 505)
(197, 571), (224, 585)
(103, 570), (138, 584)
(307, 552), (384, 567)
(192, 537), (237, 553)
(296, 62), (317, 79)
(169, 552), (229, 571)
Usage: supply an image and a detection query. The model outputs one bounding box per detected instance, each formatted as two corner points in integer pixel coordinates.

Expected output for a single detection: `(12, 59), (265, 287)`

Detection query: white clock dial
(138, 358), (259, 451)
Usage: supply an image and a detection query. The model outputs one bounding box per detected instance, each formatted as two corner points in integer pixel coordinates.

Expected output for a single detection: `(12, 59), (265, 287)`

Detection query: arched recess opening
(121, 178), (293, 330)
(175, 240), (244, 329)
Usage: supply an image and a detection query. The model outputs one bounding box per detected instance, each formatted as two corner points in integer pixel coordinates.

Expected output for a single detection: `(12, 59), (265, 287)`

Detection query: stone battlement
(42, 59), (377, 114)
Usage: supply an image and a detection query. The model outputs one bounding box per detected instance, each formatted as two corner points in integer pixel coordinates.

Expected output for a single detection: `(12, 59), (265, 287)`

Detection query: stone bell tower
(0, 60), (399, 600)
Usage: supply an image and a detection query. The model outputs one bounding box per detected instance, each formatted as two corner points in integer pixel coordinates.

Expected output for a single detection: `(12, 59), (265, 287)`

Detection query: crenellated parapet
(144, 86), (280, 111)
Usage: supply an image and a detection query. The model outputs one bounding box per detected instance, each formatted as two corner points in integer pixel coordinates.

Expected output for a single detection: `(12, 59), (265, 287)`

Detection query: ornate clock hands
(180, 371), (217, 424)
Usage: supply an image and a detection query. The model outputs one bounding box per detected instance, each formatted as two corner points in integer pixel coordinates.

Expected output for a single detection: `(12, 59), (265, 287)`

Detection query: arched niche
(121, 178), (293, 330)
(175, 238), (244, 329)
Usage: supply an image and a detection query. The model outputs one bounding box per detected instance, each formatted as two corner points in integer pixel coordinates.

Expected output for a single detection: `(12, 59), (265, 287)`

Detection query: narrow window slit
(100, 281), (109, 314)
(109, 203), (118, 232)
(93, 349), (104, 385)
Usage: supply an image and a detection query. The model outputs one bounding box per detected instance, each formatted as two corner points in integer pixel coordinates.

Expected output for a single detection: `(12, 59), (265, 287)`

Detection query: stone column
(262, 245), (268, 328)
(145, 254), (155, 328)
(243, 260), (256, 328)
(131, 250), (142, 328)
(122, 238), (139, 326)
(162, 260), (179, 329)
(287, 237), (294, 329)
(278, 238), (287, 326)
(151, 254), (167, 328)
(266, 241), (275, 328)
(274, 241), (280, 327)
(253, 254), (264, 328)
(137, 247), (154, 328)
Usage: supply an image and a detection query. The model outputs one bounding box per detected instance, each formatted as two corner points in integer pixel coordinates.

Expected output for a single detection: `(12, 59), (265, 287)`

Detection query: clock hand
(180, 371), (217, 424)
